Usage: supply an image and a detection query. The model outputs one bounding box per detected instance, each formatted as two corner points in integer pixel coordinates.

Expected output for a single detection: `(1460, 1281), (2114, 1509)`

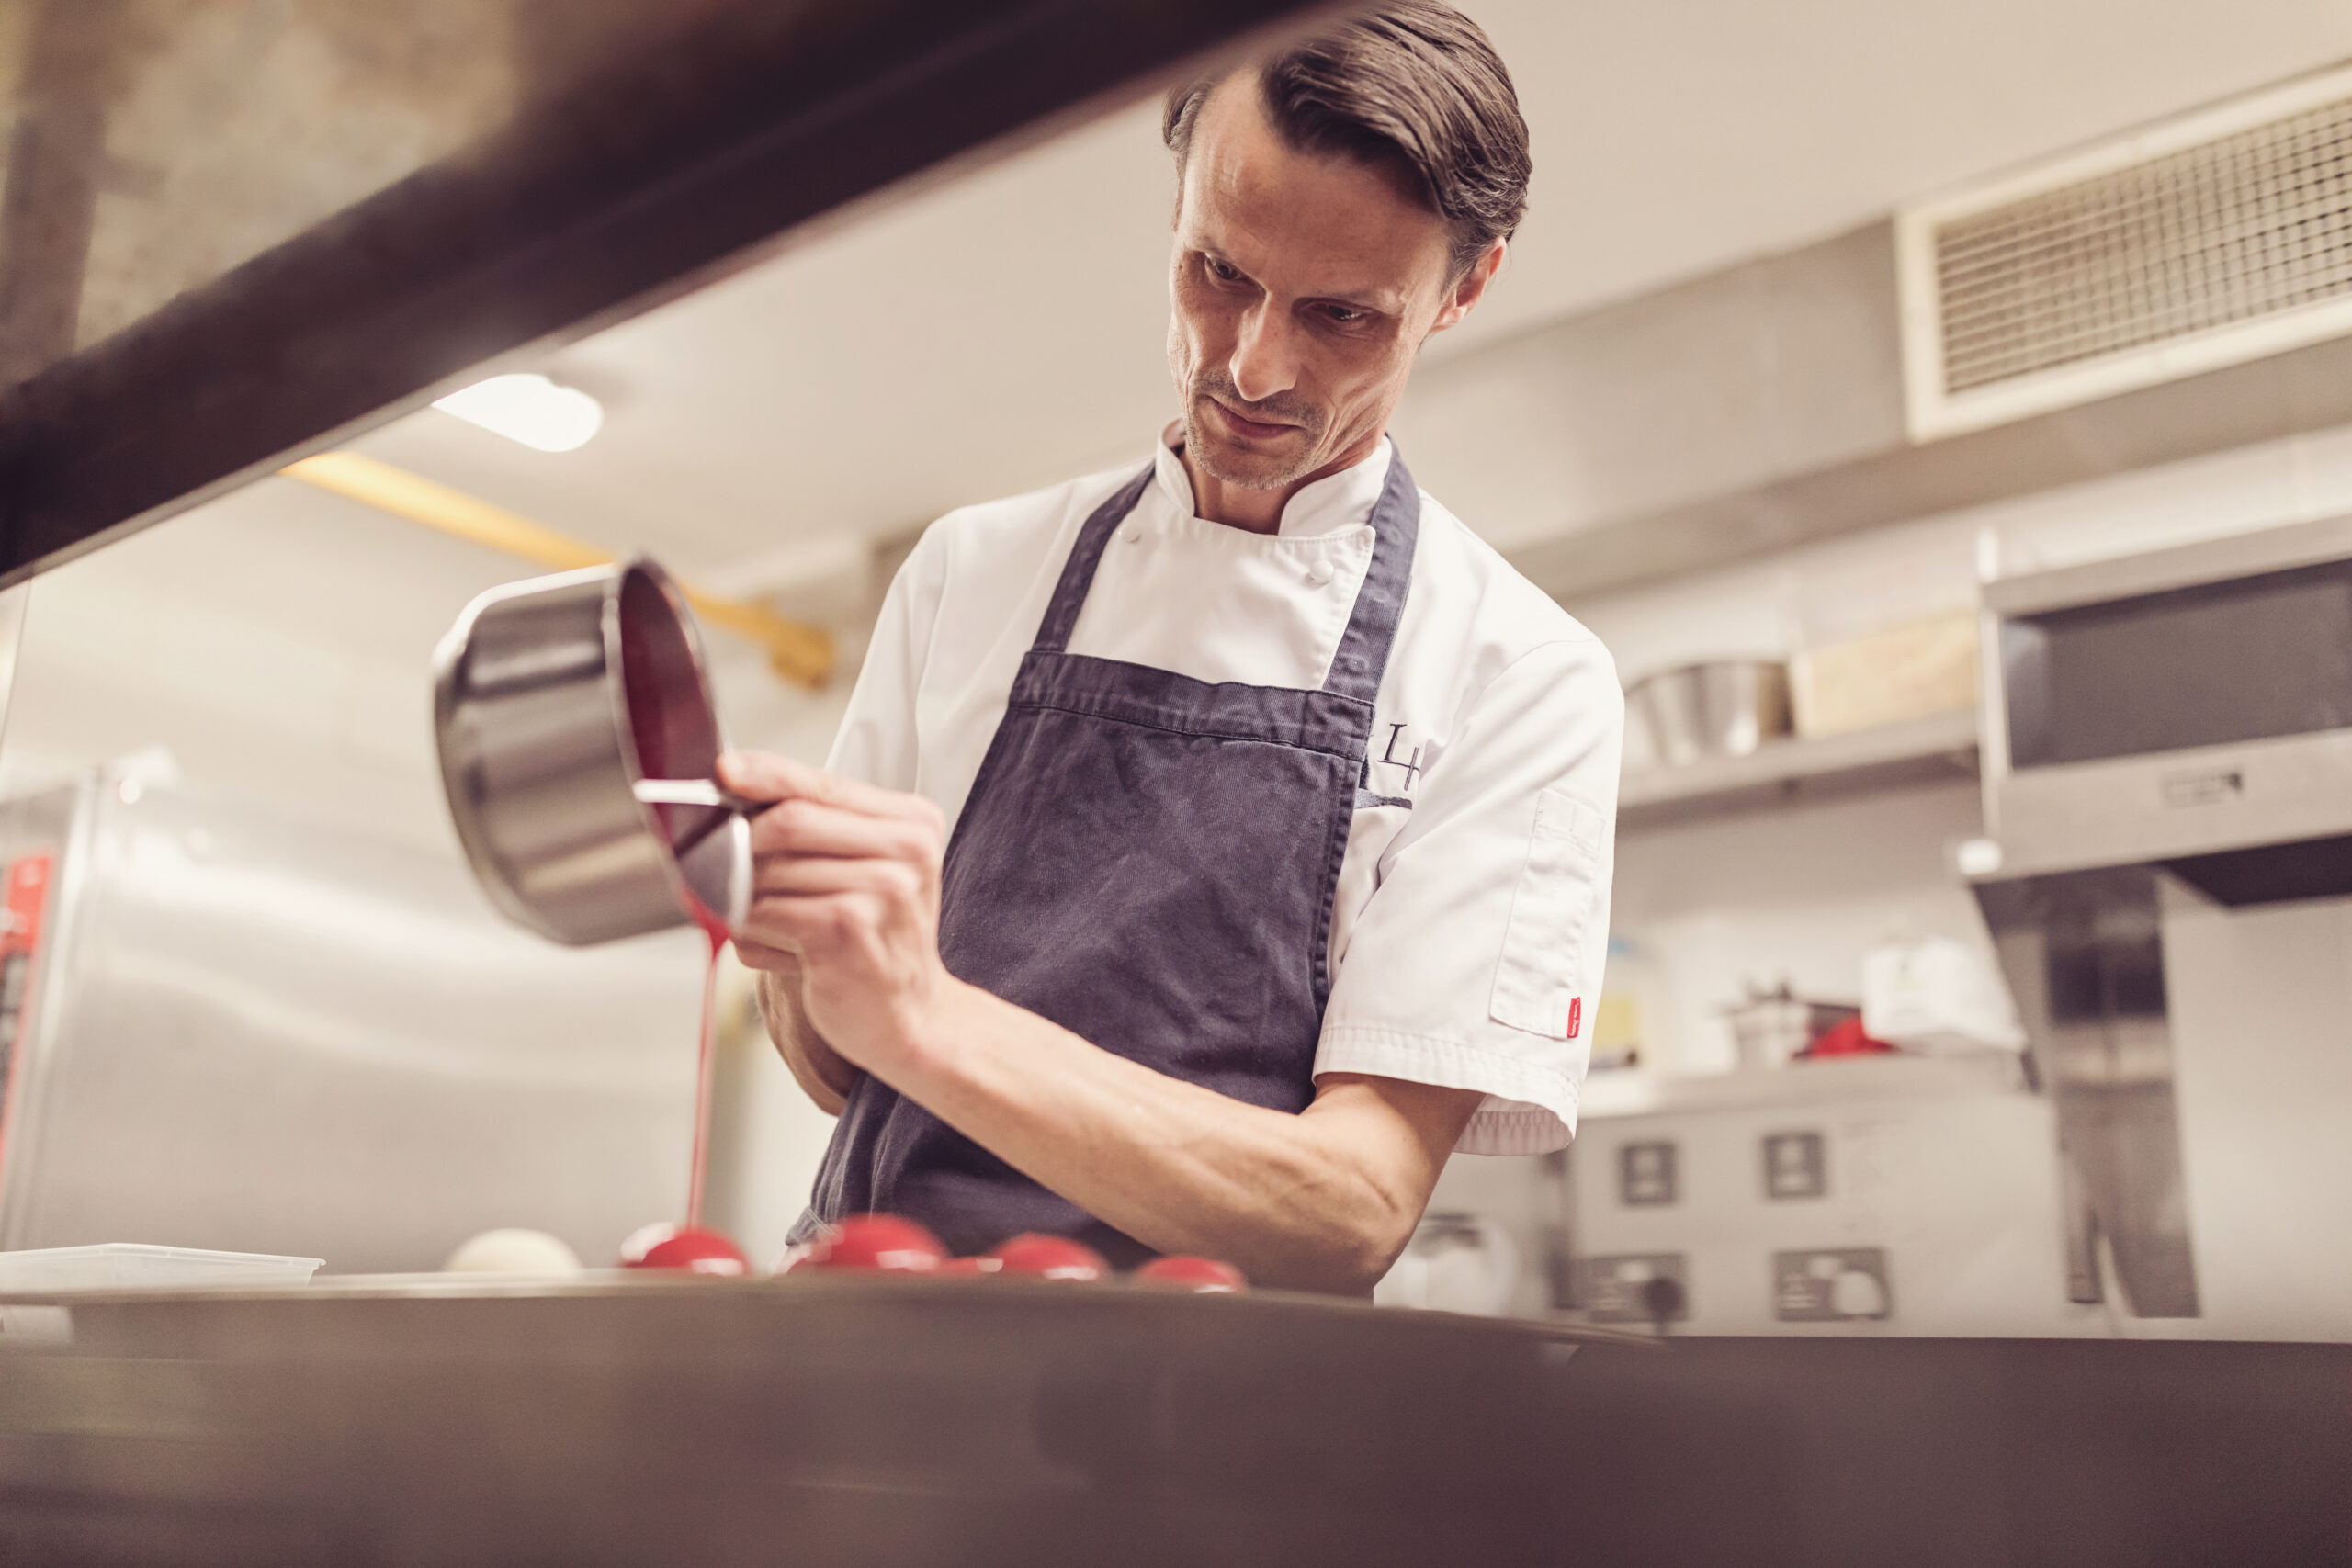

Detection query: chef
(721, 2), (1621, 1295)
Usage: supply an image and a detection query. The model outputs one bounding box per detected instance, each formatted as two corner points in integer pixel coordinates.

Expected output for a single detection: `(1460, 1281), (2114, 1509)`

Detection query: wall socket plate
(1773, 1247), (1893, 1321)
(1577, 1253), (1690, 1324)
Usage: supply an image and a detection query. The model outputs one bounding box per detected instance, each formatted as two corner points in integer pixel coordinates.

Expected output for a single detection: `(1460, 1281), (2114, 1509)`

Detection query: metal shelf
(1580, 1050), (2030, 1121)
(1619, 708), (1980, 830)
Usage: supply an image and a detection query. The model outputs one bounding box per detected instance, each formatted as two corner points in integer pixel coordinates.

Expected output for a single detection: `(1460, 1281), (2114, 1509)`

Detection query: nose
(1228, 301), (1300, 406)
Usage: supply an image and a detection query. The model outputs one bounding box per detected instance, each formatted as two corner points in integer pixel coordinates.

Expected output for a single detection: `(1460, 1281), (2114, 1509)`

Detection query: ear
(1429, 239), (1506, 334)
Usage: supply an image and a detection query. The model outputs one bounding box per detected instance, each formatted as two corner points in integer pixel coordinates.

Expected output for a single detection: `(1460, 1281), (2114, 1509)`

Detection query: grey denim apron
(797, 449), (1419, 1264)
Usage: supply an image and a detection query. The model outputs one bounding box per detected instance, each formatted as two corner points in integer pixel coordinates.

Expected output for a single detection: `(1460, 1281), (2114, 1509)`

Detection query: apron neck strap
(1026, 446), (1420, 702)
(1028, 465), (1156, 655)
(1320, 444), (1419, 704)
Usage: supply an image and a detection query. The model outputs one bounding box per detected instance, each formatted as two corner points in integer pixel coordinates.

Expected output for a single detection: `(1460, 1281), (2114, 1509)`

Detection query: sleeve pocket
(1487, 788), (1602, 1039)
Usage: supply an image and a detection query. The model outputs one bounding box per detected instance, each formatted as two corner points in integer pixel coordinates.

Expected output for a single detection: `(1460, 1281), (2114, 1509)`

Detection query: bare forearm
(882, 979), (1468, 1293)
(717, 750), (1476, 1292)
(755, 968), (858, 1115)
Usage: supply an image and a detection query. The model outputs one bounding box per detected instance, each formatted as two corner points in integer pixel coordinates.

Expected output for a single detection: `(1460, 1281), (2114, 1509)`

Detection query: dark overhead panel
(0, 0), (1342, 587)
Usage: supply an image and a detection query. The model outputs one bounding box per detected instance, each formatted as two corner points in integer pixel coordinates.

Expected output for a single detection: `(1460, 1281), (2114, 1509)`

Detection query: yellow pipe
(282, 452), (835, 687)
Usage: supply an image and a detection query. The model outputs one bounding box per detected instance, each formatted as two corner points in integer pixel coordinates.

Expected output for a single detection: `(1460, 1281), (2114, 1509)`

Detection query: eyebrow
(1195, 247), (1399, 315)
(1310, 288), (1397, 313)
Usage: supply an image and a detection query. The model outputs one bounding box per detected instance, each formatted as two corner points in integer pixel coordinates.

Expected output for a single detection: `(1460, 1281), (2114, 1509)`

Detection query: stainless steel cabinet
(0, 773), (706, 1272)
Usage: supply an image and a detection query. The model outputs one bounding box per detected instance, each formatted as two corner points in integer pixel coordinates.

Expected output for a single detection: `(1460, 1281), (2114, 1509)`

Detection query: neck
(1180, 430), (1384, 535)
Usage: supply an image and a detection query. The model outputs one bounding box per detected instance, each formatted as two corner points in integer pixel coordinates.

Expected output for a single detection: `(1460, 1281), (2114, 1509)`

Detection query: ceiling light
(433, 373), (604, 452)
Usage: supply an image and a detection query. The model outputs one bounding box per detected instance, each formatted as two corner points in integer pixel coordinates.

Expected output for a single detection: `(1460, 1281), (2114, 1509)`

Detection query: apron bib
(798, 451), (1420, 1263)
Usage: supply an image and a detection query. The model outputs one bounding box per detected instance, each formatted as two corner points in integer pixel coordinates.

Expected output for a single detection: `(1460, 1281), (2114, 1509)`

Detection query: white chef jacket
(829, 427), (1622, 1154)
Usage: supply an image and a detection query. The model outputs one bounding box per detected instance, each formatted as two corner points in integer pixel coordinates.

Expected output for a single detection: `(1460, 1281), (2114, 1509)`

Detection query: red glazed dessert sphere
(798, 1213), (947, 1273)
(1135, 1256), (1249, 1293)
(618, 1223), (751, 1276)
(936, 1255), (1003, 1277)
(986, 1233), (1108, 1281)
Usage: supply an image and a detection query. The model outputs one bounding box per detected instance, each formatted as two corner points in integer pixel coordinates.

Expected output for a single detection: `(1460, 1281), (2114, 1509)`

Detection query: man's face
(1168, 78), (1496, 495)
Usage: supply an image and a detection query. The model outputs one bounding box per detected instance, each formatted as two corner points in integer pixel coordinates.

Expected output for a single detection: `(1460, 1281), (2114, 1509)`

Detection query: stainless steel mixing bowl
(1625, 660), (1792, 768)
(433, 558), (750, 946)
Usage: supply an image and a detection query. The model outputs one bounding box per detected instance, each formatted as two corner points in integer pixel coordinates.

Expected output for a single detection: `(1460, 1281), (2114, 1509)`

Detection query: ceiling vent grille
(1898, 64), (2352, 440)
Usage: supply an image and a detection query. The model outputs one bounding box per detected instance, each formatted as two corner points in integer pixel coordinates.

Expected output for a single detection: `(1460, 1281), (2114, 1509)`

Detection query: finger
(730, 913), (802, 957)
(750, 798), (939, 863)
(752, 855), (923, 900)
(720, 750), (942, 826)
(731, 936), (801, 971)
(716, 749), (816, 805)
(736, 891), (894, 955)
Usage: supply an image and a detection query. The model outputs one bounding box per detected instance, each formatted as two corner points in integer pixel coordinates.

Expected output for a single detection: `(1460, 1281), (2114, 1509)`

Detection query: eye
(1203, 254), (1243, 284)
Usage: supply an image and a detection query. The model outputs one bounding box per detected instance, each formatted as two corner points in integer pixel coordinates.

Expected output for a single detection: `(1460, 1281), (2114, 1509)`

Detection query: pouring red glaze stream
(616, 571), (739, 1231)
(686, 913), (729, 1229)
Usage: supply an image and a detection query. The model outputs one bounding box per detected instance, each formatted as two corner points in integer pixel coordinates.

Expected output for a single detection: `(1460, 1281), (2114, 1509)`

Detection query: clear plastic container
(0, 1244), (323, 1294)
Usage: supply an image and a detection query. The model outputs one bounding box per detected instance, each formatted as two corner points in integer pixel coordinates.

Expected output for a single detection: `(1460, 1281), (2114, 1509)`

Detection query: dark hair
(1162, 2), (1531, 276)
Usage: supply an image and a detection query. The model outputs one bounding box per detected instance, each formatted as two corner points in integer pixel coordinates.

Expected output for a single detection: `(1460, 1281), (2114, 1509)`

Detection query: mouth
(1205, 398), (1299, 443)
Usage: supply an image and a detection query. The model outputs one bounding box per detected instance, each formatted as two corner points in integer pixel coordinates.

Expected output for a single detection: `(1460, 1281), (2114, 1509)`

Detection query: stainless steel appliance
(1981, 512), (2352, 897)
(0, 767), (704, 1272)
(1973, 867), (2198, 1316)
(1966, 515), (2352, 1319)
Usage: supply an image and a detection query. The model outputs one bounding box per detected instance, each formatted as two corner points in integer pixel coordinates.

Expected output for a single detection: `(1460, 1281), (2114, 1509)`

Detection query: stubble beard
(1181, 378), (1328, 493)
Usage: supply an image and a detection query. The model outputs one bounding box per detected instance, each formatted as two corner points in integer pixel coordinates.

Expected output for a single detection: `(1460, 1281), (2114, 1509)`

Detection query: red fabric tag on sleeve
(1566, 997), (1582, 1039)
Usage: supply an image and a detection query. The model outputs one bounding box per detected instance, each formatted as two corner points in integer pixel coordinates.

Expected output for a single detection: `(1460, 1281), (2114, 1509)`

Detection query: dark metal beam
(0, 0), (1340, 586)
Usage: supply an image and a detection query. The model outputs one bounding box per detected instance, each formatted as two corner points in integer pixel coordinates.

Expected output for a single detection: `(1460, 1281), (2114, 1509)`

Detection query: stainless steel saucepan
(433, 558), (752, 946)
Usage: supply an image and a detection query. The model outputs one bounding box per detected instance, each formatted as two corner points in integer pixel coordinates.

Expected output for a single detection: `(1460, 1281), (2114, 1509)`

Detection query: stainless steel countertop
(0, 1274), (1631, 1566)
(2, 1277), (2342, 1568)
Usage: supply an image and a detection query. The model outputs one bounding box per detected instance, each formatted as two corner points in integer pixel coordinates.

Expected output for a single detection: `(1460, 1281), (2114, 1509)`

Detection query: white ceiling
(348, 0), (2352, 592)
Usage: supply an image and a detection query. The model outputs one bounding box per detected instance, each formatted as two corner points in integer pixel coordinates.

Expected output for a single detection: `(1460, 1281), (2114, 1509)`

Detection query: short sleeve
(823, 524), (949, 792)
(1315, 636), (1623, 1155)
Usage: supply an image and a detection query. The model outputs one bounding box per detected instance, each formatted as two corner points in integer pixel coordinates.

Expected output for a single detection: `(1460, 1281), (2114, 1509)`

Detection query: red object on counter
(1134, 1256), (1248, 1294)
(986, 1233), (1107, 1281)
(1799, 1015), (1896, 1059)
(618, 1222), (752, 1276)
(0, 855), (53, 1204)
(797, 1213), (947, 1273)
(936, 1255), (1002, 1278)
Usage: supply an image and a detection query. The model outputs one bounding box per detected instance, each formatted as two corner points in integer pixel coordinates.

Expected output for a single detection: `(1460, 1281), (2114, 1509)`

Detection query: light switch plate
(1617, 1140), (1678, 1206)
(1762, 1130), (1828, 1200)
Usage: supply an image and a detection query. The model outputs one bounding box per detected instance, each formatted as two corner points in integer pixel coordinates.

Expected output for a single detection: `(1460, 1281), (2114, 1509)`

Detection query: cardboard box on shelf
(1790, 609), (1979, 739)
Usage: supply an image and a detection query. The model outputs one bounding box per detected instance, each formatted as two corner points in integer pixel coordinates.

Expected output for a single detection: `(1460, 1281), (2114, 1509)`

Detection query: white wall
(1611, 781), (1987, 1076)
